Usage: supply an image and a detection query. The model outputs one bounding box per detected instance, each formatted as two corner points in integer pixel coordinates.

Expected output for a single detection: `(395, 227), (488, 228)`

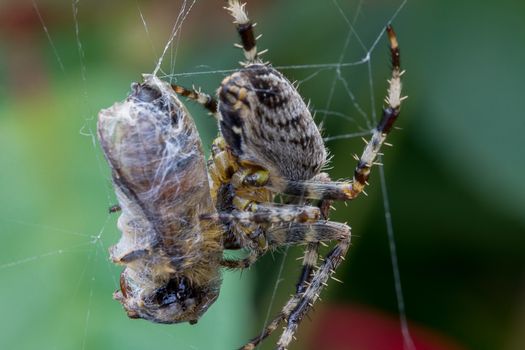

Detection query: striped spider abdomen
(218, 64), (327, 182)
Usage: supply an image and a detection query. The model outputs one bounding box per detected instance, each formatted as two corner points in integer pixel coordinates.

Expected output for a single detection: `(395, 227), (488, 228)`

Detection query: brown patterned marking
(219, 77), (254, 156)
(242, 66), (290, 109)
(238, 87), (248, 100)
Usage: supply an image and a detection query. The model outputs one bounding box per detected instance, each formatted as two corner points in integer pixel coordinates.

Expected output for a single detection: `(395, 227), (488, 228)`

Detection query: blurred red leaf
(307, 304), (467, 350)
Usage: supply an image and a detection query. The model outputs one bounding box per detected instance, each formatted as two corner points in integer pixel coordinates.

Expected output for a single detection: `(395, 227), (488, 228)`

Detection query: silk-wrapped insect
(98, 75), (222, 324)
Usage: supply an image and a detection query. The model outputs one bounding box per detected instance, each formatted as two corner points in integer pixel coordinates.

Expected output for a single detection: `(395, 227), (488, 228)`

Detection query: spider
(97, 0), (404, 349)
(171, 1), (403, 348)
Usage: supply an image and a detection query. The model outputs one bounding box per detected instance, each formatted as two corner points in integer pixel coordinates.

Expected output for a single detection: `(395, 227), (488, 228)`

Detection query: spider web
(0, 0), (413, 349)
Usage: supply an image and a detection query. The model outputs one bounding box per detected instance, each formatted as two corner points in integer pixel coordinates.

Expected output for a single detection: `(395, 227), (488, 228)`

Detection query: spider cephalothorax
(99, 1), (404, 349)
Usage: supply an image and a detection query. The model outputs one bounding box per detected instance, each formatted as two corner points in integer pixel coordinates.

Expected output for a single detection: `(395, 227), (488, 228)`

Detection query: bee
(98, 75), (222, 324)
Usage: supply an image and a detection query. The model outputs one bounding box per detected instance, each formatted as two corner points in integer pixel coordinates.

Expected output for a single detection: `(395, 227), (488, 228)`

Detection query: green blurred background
(1, 0), (524, 349)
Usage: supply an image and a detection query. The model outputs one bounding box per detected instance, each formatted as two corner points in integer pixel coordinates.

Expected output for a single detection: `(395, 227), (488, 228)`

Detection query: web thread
(1, 0), (414, 349)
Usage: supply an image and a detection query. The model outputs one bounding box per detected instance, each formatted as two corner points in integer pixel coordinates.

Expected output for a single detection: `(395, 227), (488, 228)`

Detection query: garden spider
(98, 0), (403, 349)
(171, 1), (404, 349)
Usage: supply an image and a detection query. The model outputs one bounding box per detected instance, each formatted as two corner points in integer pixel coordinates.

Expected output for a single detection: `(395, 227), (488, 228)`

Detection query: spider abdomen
(218, 64), (326, 181)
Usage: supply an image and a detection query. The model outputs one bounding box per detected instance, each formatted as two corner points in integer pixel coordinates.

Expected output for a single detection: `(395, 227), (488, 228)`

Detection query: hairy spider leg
(237, 174), (339, 350)
(239, 221), (350, 350)
(170, 4), (403, 349)
(257, 25), (403, 203)
(204, 203), (321, 225)
(277, 233), (350, 349)
(239, 25), (404, 350)
(170, 84), (220, 119)
(207, 198), (337, 271)
(225, 0), (264, 65)
(295, 172), (332, 296)
(200, 201), (321, 269)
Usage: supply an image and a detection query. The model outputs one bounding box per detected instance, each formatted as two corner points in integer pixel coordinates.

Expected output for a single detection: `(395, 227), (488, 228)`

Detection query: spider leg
(257, 26), (403, 202)
(273, 25), (402, 350)
(240, 299), (295, 350)
(265, 221), (349, 246)
(296, 242), (319, 294)
(225, 0), (264, 65)
(202, 203), (321, 225)
(170, 84), (220, 119)
(239, 222), (350, 350)
(217, 182), (329, 290)
(240, 26), (401, 349)
(208, 138), (242, 203)
(207, 204), (321, 269)
(277, 237), (350, 350)
(295, 172), (331, 295)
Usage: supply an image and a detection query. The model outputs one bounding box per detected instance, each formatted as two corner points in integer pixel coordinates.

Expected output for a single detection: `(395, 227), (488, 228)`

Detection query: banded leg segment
(274, 24), (401, 350)
(277, 237), (350, 350)
(296, 172), (331, 295)
(265, 221), (349, 246)
(352, 24), (403, 195)
(225, 0), (263, 64)
(296, 242), (319, 294)
(170, 84), (220, 119)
